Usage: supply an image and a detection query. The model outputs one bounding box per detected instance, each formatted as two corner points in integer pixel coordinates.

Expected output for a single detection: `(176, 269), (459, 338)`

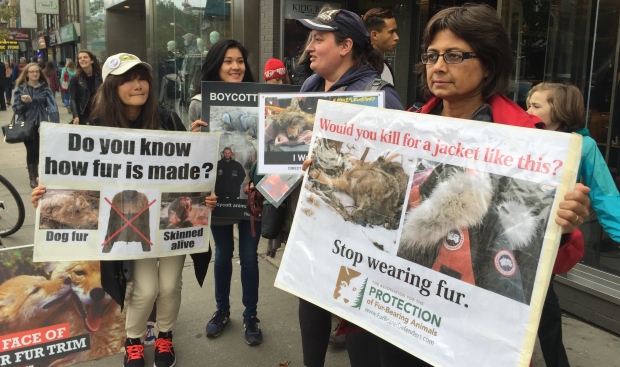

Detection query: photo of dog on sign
(38, 190), (100, 230)
(98, 187), (159, 255)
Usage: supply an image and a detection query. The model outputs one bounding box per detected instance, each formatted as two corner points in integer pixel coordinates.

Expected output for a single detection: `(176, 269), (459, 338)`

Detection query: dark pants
(538, 280), (570, 367)
(347, 330), (432, 367)
(5, 85), (11, 104)
(299, 298), (332, 367)
(0, 89), (6, 110)
(211, 221), (261, 319)
(24, 134), (40, 164)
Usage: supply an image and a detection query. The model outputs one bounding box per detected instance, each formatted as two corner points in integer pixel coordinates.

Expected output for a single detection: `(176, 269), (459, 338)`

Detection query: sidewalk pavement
(0, 94), (618, 366)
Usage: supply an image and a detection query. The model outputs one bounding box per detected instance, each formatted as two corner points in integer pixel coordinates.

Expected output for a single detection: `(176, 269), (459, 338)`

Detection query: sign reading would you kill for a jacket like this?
(275, 100), (582, 367)
(33, 124), (219, 261)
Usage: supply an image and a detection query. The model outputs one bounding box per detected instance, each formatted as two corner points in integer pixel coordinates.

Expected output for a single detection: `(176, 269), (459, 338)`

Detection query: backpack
(60, 69), (70, 91)
(335, 78), (391, 92)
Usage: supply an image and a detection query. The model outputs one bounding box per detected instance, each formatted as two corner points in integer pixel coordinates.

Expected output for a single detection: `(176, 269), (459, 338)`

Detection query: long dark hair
(90, 65), (159, 130)
(76, 50), (102, 80)
(192, 39), (255, 95)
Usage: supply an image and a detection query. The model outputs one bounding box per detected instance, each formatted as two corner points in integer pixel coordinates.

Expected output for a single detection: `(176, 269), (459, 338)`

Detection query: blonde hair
(15, 63), (49, 87)
(526, 82), (586, 133)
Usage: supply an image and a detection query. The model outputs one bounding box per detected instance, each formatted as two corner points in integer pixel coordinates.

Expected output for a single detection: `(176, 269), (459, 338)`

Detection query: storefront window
(154, 0), (232, 127)
(501, 0), (620, 275)
(84, 0), (106, 61)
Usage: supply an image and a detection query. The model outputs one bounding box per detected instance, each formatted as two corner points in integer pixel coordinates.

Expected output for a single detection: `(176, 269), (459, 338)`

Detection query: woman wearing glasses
(336, 4), (590, 367)
(13, 63), (59, 188)
(399, 4), (588, 366)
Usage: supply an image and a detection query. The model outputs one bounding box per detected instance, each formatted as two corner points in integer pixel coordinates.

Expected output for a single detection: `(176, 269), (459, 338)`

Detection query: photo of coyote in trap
(306, 138), (410, 231)
(397, 161), (554, 305)
(264, 98), (315, 152)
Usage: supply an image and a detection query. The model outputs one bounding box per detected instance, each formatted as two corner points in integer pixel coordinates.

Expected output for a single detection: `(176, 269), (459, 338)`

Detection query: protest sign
(34, 124), (218, 261)
(201, 81), (300, 219)
(255, 174), (302, 208)
(274, 100), (582, 366)
(0, 245), (126, 367)
(257, 91), (385, 174)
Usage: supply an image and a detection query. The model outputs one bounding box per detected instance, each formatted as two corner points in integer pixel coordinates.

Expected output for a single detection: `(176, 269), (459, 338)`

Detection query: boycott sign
(34, 124), (219, 261)
(274, 100), (582, 366)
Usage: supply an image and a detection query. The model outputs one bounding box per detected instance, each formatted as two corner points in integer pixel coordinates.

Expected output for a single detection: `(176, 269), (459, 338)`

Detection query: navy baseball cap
(297, 9), (371, 49)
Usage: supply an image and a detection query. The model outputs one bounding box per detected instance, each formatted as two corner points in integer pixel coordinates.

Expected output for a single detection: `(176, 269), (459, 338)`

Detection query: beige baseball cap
(102, 53), (152, 81)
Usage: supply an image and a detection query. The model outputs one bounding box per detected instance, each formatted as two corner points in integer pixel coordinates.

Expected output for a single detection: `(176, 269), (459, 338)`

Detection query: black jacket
(0, 63), (7, 88)
(69, 71), (102, 119)
(99, 107), (212, 309)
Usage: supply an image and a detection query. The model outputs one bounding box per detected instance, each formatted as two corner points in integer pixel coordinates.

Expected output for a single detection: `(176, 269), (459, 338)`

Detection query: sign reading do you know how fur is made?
(33, 124), (219, 262)
(275, 100), (582, 367)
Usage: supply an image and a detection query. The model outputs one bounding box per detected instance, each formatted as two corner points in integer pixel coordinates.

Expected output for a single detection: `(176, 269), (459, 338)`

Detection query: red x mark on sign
(101, 196), (157, 248)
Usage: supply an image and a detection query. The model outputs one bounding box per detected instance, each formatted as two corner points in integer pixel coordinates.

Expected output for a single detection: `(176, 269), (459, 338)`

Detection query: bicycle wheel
(0, 175), (25, 237)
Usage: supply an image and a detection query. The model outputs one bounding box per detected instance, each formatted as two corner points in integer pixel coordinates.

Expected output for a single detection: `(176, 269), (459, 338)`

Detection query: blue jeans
(211, 220), (261, 319)
(62, 91), (70, 107)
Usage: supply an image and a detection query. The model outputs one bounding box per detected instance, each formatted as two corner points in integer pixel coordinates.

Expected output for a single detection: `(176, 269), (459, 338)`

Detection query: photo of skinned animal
(39, 190), (100, 230)
(159, 192), (212, 229)
(306, 138), (411, 237)
(397, 160), (554, 305)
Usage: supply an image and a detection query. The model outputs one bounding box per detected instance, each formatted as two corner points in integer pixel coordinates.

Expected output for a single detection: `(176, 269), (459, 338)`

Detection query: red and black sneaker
(154, 331), (176, 367)
(123, 338), (145, 367)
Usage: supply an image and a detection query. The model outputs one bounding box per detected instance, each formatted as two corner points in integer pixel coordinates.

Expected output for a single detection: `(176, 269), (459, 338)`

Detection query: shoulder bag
(2, 114), (36, 143)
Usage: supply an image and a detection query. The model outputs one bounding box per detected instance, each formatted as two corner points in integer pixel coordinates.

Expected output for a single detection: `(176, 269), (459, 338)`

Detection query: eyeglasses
(28, 70), (40, 74)
(421, 51), (477, 65)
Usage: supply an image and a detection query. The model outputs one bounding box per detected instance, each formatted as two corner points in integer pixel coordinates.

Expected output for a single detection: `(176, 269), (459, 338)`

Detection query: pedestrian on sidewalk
(5, 62), (13, 106)
(12, 63), (59, 188)
(60, 60), (76, 112)
(0, 61), (8, 111)
(43, 61), (60, 97)
(31, 53), (217, 367)
(190, 39), (265, 346)
(69, 50), (102, 125)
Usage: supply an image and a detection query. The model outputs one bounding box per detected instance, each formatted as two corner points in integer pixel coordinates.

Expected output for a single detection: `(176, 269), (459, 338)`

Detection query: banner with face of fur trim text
(275, 100), (582, 367)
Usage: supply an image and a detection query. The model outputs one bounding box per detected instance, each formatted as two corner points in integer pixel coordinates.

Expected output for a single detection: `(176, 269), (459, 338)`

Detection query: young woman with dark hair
(189, 39), (265, 347)
(69, 50), (103, 125)
(32, 53), (216, 367)
(295, 6), (403, 367)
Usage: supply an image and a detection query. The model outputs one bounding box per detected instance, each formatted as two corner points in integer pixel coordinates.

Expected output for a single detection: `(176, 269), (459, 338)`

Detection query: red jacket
(418, 95), (584, 274)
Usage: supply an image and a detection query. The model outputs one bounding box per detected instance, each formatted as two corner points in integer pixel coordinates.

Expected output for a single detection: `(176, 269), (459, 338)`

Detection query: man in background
(362, 7), (399, 85)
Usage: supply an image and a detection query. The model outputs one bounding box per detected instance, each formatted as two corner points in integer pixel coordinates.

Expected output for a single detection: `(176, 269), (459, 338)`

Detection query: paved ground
(0, 94), (618, 366)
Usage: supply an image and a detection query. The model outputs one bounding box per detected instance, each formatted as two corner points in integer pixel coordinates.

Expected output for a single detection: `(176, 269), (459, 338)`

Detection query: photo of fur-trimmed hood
(397, 162), (553, 304)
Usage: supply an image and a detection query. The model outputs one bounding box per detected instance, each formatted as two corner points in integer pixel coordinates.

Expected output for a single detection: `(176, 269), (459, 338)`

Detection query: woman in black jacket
(69, 50), (102, 125)
(0, 61), (7, 110)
